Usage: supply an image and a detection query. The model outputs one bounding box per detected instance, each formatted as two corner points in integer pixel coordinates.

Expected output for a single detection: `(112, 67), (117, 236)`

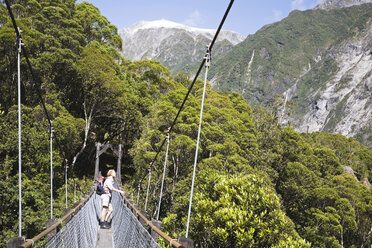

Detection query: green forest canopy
(0, 1), (371, 247)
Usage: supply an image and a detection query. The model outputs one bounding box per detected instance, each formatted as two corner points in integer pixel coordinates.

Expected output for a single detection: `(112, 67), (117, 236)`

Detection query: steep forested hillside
(0, 1), (371, 248)
(184, 4), (372, 150)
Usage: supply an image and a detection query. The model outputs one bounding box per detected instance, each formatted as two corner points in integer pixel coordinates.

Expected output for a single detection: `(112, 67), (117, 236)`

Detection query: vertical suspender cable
(137, 183), (141, 205)
(144, 163), (152, 211)
(140, 0), (234, 215)
(185, 49), (211, 238)
(117, 144), (122, 184)
(50, 122), (54, 219)
(74, 179), (76, 203)
(65, 163), (68, 208)
(4, 0), (59, 148)
(5, 0), (73, 218)
(17, 28), (23, 238)
(156, 133), (170, 220)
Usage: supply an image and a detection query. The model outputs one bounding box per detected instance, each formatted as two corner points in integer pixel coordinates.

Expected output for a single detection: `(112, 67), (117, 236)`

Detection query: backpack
(96, 176), (106, 195)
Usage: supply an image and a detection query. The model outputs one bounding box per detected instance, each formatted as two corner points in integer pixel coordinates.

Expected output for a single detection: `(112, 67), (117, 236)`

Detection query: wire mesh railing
(16, 176), (184, 248)
(19, 186), (98, 248)
(111, 191), (161, 248)
(41, 191), (101, 248)
(114, 178), (184, 248)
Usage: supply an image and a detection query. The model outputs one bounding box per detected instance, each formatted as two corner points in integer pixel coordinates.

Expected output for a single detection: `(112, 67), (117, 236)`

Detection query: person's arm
(106, 177), (124, 195)
(111, 187), (124, 195)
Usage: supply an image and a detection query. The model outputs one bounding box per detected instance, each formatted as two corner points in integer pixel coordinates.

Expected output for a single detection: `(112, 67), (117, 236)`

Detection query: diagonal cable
(143, 0), (235, 209)
(147, 0), (235, 168)
(4, 0), (67, 160)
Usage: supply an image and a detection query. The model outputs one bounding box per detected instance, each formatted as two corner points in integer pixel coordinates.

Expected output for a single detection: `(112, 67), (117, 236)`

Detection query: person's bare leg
(105, 205), (113, 222)
(100, 207), (108, 223)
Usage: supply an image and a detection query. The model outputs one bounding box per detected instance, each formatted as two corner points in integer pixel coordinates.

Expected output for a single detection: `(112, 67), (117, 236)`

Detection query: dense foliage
(0, 1), (371, 247)
(132, 81), (371, 247)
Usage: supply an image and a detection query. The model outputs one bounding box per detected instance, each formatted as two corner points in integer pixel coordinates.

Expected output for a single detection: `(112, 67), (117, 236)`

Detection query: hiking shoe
(101, 221), (110, 229)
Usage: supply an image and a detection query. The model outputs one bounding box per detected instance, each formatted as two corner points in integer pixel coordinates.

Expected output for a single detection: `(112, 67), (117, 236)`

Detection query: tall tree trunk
(70, 100), (95, 171)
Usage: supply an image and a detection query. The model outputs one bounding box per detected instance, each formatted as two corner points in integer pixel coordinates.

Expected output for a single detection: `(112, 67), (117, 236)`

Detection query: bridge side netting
(111, 192), (161, 248)
(43, 192), (101, 248)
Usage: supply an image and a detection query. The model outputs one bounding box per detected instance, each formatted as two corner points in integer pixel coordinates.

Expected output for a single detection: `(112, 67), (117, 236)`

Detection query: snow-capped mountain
(314, 0), (372, 9)
(118, 20), (244, 73)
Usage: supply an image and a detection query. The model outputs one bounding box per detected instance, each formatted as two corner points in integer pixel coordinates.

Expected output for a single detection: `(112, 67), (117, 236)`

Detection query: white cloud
(183, 10), (202, 27)
(266, 9), (284, 22)
(273, 9), (284, 20)
(291, 0), (307, 10)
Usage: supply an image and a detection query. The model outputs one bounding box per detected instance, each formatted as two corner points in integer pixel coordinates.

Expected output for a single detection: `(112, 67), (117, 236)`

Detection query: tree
(74, 2), (122, 50)
(69, 45), (124, 172)
(277, 162), (319, 224)
(304, 207), (342, 248)
(189, 171), (310, 247)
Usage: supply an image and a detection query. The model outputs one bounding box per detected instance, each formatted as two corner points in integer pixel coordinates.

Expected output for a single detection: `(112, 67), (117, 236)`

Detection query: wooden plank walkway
(96, 227), (113, 248)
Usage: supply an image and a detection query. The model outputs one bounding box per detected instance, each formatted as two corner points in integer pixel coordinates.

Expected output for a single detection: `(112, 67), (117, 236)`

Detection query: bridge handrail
(115, 178), (184, 248)
(19, 185), (96, 248)
(18, 178), (184, 248)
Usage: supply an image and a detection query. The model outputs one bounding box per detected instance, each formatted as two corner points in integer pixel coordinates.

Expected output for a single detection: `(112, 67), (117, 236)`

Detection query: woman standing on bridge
(100, 169), (124, 229)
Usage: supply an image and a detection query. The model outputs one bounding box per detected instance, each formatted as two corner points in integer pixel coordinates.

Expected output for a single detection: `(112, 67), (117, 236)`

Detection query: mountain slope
(119, 20), (244, 73)
(199, 3), (372, 149)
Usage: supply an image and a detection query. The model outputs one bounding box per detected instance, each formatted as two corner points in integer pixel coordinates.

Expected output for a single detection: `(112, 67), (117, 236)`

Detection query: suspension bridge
(4, 0), (235, 247)
(8, 144), (187, 248)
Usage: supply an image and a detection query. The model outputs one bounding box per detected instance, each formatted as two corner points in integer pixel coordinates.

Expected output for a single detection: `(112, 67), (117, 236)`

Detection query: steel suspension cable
(4, 0), (66, 158)
(4, 0), (76, 216)
(156, 133), (170, 220)
(16, 26), (23, 237)
(144, 163), (152, 211)
(143, 0), (235, 210)
(186, 49), (210, 238)
(137, 183), (141, 204)
(50, 122), (54, 219)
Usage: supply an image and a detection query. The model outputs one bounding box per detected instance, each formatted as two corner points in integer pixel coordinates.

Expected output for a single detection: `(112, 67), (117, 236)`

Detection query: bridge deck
(96, 227), (113, 248)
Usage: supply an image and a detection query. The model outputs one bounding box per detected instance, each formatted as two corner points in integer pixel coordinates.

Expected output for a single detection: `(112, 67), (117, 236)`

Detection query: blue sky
(77, 0), (323, 36)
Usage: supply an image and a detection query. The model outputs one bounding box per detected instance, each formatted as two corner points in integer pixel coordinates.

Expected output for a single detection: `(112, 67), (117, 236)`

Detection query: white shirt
(104, 176), (114, 197)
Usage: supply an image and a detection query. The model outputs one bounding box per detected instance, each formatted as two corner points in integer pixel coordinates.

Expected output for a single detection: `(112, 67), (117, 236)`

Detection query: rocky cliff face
(119, 20), (244, 73)
(294, 24), (372, 138)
